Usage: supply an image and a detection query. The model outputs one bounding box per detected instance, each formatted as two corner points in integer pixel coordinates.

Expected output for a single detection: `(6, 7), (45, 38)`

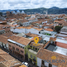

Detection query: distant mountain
(24, 7), (67, 14)
(0, 7), (67, 14)
(49, 7), (59, 9)
(48, 7), (67, 14)
(0, 10), (14, 12)
(24, 7), (47, 14)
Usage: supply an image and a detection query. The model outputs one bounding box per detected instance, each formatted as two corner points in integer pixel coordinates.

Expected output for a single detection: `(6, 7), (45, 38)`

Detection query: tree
(55, 26), (62, 33)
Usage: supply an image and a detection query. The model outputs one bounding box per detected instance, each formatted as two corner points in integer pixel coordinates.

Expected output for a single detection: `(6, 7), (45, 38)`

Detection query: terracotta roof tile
(2, 31), (13, 37)
(0, 49), (21, 67)
(33, 21), (42, 24)
(8, 35), (21, 41)
(17, 19), (28, 23)
(45, 28), (53, 31)
(8, 35), (31, 46)
(26, 33), (38, 37)
(0, 35), (8, 44)
(50, 37), (56, 41)
(0, 56), (5, 62)
(0, 21), (7, 23)
(17, 26), (43, 31)
(54, 20), (66, 24)
(17, 26), (32, 29)
(28, 18), (36, 20)
(34, 28), (43, 31)
(37, 48), (67, 67)
(17, 37), (31, 46)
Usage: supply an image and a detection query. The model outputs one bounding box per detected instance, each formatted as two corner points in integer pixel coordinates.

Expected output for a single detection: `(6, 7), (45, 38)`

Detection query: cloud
(0, 0), (67, 10)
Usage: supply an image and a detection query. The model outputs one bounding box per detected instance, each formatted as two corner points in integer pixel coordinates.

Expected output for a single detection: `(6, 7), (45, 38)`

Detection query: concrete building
(8, 35), (31, 61)
(25, 41), (43, 66)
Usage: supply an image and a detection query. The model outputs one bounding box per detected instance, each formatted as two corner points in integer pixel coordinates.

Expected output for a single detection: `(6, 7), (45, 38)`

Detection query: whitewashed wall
(37, 57), (57, 67)
(23, 22), (30, 26)
(37, 57), (42, 67)
(12, 28), (40, 35)
(5, 43), (9, 50)
(52, 65), (57, 67)
(44, 61), (57, 67)
(0, 42), (2, 46)
(0, 42), (9, 50)
(29, 19), (38, 23)
(27, 28), (39, 35)
(44, 61), (49, 67)
(12, 28), (26, 33)
(3, 43), (5, 47)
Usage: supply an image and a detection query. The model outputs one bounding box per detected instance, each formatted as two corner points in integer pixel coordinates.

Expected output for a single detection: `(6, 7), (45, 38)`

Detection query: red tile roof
(8, 35), (31, 46)
(37, 48), (67, 67)
(45, 28), (53, 31)
(56, 42), (67, 49)
(0, 35), (8, 44)
(0, 49), (21, 67)
(26, 33), (38, 37)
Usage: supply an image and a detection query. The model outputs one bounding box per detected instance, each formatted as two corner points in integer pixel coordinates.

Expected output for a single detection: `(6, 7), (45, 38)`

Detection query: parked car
(22, 62), (29, 67)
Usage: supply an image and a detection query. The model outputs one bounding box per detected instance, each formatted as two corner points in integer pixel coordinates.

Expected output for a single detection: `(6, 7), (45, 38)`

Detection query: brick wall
(8, 42), (25, 60)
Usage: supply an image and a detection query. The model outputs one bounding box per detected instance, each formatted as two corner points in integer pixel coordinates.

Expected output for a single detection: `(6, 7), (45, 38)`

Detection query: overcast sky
(0, 0), (67, 10)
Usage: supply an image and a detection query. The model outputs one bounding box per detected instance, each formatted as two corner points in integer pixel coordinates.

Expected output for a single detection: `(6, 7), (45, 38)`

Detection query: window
(39, 31), (40, 34)
(33, 47), (35, 50)
(22, 47), (24, 49)
(34, 48), (37, 52)
(49, 63), (52, 67)
(38, 49), (39, 51)
(30, 46), (32, 48)
(9, 45), (11, 47)
(33, 57), (36, 62)
(49, 34), (51, 36)
(34, 56), (36, 60)
(21, 50), (23, 53)
(42, 60), (44, 65)
(12, 46), (15, 50)
(16, 48), (19, 51)
(30, 55), (32, 58)
(35, 48), (37, 51)
(5, 44), (6, 47)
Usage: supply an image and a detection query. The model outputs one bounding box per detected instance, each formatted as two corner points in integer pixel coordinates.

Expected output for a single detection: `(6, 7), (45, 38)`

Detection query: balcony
(29, 49), (37, 54)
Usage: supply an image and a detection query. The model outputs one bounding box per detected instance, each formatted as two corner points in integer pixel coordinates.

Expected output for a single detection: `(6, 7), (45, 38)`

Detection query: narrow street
(25, 60), (38, 67)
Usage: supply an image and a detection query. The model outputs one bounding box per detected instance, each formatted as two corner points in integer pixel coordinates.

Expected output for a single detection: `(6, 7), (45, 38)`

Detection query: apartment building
(25, 41), (43, 66)
(8, 35), (31, 61)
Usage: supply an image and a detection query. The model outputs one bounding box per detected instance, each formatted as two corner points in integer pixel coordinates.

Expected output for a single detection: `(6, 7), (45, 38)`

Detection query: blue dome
(21, 11), (25, 14)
